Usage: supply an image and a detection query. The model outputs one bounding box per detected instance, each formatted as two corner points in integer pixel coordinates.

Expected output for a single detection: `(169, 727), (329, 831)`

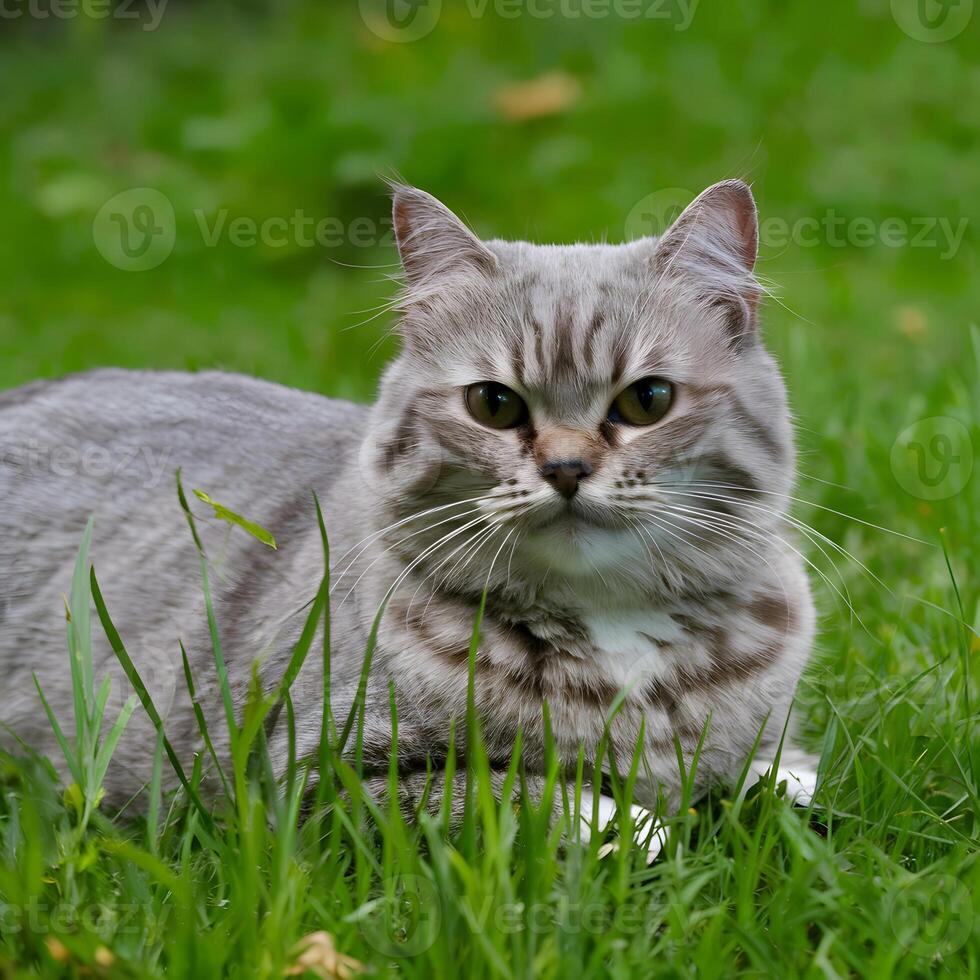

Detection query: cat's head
(366, 181), (795, 600)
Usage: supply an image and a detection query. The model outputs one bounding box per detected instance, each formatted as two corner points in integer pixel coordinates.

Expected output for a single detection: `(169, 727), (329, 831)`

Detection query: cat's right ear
(650, 179), (762, 348)
(391, 185), (498, 286)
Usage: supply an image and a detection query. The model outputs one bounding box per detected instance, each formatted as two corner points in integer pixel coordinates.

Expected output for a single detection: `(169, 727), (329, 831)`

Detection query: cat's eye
(608, 377), (674, 426)
(465, 382), (529, 430)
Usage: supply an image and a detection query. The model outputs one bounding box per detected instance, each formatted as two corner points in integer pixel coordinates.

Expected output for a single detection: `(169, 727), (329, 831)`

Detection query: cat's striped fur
(0, 181), (818, 847)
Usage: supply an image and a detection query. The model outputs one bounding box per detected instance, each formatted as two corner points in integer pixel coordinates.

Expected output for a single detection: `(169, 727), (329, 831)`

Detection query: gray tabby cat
(0, 180), (818, 852)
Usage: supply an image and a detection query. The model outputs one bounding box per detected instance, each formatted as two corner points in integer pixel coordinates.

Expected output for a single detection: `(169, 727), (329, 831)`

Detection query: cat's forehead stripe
(510, 282), (629, 390)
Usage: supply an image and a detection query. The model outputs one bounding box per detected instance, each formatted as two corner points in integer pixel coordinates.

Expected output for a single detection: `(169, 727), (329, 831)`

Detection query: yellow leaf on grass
(45, 938), (70, 964)
(896, 306), (927, 340)
(285, 932), (365, 979)
(494, 71), (581, 122)
(94, 947), (115, 968)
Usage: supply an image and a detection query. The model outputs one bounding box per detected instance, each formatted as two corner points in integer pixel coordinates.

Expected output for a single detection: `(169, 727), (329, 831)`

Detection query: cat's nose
(539, 459), (592, 500)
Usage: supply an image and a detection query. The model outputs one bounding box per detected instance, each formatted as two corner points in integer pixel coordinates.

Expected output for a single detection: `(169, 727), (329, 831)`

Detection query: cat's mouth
(532, 500), (624, 533)
(520, 502), (639, 576)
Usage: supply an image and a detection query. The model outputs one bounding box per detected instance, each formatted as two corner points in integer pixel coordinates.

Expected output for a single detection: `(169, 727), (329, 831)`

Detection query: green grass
(1, 1), (979, 976)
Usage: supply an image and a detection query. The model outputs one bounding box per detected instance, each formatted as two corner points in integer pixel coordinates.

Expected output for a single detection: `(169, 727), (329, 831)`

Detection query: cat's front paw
(578, 790), (666, 863)
(747, 747), (820, 806)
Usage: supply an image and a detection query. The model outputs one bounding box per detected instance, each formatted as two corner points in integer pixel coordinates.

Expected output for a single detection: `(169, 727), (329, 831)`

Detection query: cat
(0, 179), (818, 855)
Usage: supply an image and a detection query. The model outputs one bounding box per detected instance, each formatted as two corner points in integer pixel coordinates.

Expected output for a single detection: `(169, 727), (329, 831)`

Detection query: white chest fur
(581, 609), (685, 688)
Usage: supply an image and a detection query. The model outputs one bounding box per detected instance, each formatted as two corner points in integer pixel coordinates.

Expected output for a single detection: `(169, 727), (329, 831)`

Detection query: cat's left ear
(652, 179), (762, 346)
(391, 185), (498, 286)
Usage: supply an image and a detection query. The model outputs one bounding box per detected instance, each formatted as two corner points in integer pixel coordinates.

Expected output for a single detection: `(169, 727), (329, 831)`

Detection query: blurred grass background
(0, 0), (976, 396)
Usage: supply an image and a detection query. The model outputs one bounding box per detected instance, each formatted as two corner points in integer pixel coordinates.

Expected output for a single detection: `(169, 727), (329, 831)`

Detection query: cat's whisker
(456, 524), (506, 584)
(504, 528), (523, 591)
(422, 523), (513, 626)
(624, 522), (659, 572)
(366, 518), (492, 614)
(430, 499), (546, 600)
(623, 513), (668, 571)
(638, 500), (871, 633)
(584, 547), (613, 592)
(428, 521), (500, 587)
(647, 505), (788, 600)
(408, 519), (502, 622)
(485, 527), (518, 589)
(332, 488), (514, 572)
(630, 509), (719, 569)
(428, 521), (509, 609)
(664, 479), (932, 548)
(411, 529), (499, 626)
(331, 505), (485, 597)
(630, 483), (863, 581)
(380, 493), (533, 614)
(634, 495), (837, 597)
(636, 505), (796, 597)
(340, 512), (493, 610)
(796, 469), (861, 494)
(696, 500), (876, 630)
(674, 504), (873, 634)
(723, 494), (889, 597)
(330, 489), (522, 594)
(645, 485), (891, 597)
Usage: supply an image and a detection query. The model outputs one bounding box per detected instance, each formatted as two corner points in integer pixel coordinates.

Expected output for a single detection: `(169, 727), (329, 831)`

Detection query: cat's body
(0, 181), (818, 832)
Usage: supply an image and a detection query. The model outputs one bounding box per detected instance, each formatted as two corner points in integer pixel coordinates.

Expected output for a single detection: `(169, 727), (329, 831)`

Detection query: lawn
(1, 1), (978, 976)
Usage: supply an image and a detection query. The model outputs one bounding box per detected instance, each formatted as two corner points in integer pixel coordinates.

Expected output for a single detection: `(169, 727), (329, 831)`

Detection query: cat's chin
(520, 518), (644, 578)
